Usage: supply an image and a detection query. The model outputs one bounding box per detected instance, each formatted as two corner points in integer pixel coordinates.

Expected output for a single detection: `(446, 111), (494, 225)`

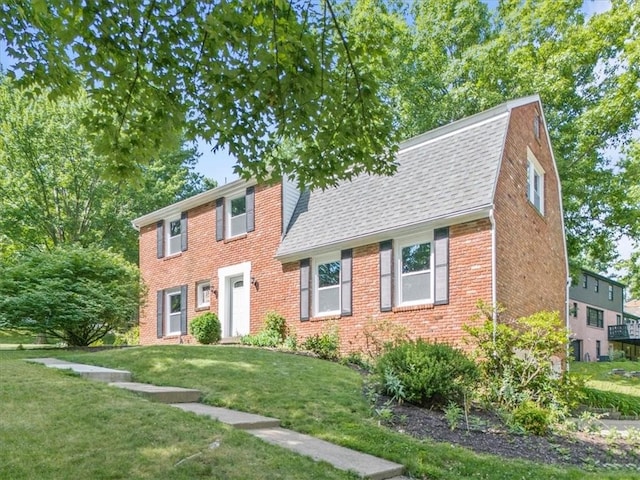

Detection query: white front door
(229, 275), (249, 337)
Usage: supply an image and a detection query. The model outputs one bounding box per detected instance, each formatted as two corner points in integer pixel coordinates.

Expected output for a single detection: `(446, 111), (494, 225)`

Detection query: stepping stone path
(27, 358), (407, 480)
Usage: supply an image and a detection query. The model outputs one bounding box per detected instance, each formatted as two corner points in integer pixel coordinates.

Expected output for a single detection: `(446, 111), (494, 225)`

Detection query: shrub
(241, 329), (281, 347)
(113, 325), (140, 346)
(301, 325), (339, 360)
(376, 339), (479, 407)
(189, 313), (221, 344)
(264, 311), (288, 342)
(0, 245), (141, 346)
(580, 387), (640, 417)
(241, 311), (289, 348)
(464, 303), (574, 411)
(511, 401), (551, 436)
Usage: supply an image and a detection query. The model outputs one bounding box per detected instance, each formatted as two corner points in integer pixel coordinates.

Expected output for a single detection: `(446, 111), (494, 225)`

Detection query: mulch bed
(377, 396), (640, 470)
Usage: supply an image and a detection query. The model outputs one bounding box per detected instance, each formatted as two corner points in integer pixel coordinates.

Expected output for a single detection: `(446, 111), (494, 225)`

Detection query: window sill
(526, 200), (546, 219)
(195, 306), (210, 312)
(163, 252), (182, 261)
(309, 314), (341, 322)
(392, 303), (434, 313)
(224, 233), (247, 244)
(586, 325), (604, 330)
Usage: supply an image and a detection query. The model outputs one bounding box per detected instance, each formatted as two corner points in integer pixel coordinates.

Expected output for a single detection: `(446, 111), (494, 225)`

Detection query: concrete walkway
(27, 358), (407, 480)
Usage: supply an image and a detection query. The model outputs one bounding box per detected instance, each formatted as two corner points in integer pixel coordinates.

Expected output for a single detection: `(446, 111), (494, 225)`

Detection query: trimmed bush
(376, 339), (478, 407)
(189, 313), (221, 345)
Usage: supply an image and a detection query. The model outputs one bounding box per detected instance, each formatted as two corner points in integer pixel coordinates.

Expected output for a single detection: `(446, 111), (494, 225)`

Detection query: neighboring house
(617, 300), (640, 360)
(132, 95), (568, 351)
(568, 269), (626, 361)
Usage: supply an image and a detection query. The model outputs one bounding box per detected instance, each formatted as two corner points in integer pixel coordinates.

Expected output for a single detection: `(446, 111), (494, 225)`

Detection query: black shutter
(341, 249), (352, 316)
(379, 241), (393, 312)
(216, 198), (224, 241)
(180, 212), (188, 251)
(246, 186), (255, 233)
(180, 285), (188, 335)
(300, 258), (310, 321)
(434, 227), (450, 305)
(156, 290), (164, 338)
(156, 220), (164, 259)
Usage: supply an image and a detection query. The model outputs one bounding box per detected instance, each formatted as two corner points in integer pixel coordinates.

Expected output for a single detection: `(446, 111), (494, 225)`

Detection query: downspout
(565, 276), (571, 371)
(489, 208), (498, 347)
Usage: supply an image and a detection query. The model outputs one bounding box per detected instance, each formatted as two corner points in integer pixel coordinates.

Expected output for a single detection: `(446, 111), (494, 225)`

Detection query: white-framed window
(197, 281), (211, 308)
(396, 234), (433, 306)
(526, 149), (545, 215)
(608, 285), (614, 301)
(594, 279), (599, 293)
(167, 216), (182, 255)
(166, 288), (183, 335)
(227, 194), (247, 238)
(314, 254), (341, 316)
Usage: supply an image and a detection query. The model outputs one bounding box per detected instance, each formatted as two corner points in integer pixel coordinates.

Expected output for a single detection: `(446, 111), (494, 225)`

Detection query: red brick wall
(278, 219), (493, 354)
(138, 183), (292, 345)
(494, 103), (568, 322)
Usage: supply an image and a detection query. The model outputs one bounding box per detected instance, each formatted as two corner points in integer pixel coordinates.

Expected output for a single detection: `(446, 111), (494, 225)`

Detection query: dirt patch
(377, 397), (640, 470)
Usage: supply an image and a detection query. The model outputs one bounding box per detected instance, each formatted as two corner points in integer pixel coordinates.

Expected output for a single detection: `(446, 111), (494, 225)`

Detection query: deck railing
(608, 321), (640, 340)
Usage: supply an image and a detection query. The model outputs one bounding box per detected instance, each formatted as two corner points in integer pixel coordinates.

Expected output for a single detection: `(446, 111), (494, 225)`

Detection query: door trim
(217, 262), (251, 337)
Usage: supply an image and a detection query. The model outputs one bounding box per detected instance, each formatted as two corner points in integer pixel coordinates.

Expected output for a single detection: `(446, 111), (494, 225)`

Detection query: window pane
(402, 271), (430, 303)
(169, 312), (181, 333)
(199, 284), (210, 306)
(318, 261), (340, 287)
(169, 235), (181, 254)
(402, 243), (431, 273)
(231, 196), (246, 217)
(169, 219), (181, 237)
(230, 213), (247, 237)
(169, 294), (181, 314)
(318, 286), (340, 313)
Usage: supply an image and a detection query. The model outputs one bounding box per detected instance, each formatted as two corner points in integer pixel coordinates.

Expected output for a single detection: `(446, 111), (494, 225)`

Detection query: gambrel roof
(276, 96), (543, 261)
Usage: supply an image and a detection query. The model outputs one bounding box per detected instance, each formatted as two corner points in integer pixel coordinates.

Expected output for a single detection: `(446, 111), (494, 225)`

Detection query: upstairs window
(397, 235), (432, 306)
(157, 213), (187, 258)
(594, 279), (599, 293)
(582, 274), (588, 288)
(216, 187), (255, 241)
(608, 285), (614, 301)
(586, 307), (604, 328)
(314, 255), (341, 316)
(526, 149), (545, 215)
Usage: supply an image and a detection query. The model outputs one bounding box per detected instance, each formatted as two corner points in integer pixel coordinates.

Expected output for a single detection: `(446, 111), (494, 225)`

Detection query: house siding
(493, 103), (567, 323)
(138, 183), (291, 345)
(278, 219), (492, 354)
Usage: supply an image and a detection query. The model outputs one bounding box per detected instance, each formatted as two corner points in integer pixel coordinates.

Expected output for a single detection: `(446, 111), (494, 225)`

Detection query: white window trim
(196, 281), (211, 308)
(166, 215), (182, 256)
(226, 193), (247, 238)
(313, 253), (341, 317)
(165, 287), (182, 336)
(526, 148), (545, 215)
(395, 232), (434, 307)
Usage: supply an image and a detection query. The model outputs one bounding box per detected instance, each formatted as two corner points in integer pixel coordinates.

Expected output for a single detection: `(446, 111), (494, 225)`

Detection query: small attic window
(533, 113), (541, 140)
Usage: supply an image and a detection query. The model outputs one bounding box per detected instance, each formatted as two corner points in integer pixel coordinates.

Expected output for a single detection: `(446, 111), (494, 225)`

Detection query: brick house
(568, 269), (626, 361)
(132, 95), (568, 351)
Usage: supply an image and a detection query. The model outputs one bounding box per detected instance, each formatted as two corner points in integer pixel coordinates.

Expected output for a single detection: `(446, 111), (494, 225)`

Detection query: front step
(250, 427), (405, 480)
(27, 358), (132, 383)
(110, 382), (201, 403)
(171, 402), (280, 429)
(219, 336), (242, 345)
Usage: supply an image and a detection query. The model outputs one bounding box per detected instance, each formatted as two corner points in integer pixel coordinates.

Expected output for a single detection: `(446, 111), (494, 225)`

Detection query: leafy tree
(349, 0), (640, 270)
(0, 78), (213, 263)
(0, 0), (398, 189)
(0, 245), (142, 346)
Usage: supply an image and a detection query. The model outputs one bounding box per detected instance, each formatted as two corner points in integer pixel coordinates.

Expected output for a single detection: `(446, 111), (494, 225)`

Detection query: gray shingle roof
(276, 105), (513, 260)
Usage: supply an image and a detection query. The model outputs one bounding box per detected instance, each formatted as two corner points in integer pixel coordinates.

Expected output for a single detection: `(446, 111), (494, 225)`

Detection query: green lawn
(1, 346), (635, 479)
